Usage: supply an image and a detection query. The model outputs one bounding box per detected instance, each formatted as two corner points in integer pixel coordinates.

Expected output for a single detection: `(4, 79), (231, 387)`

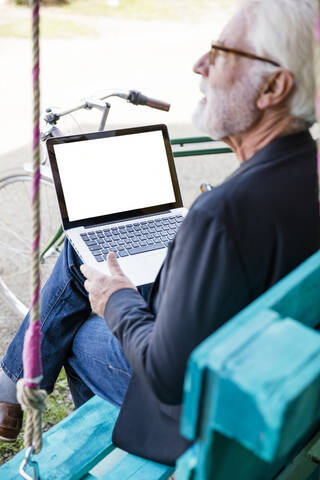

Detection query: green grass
(11, 0), (237, 21)
(0, 17), (97, 38)
(0, 369), (73, 466)
(0, 0), (237, 38)
(64, 0), (222, 20)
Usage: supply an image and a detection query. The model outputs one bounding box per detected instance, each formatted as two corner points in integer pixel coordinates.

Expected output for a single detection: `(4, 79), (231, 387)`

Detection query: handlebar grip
(145, 97), (170, 112)
(127, 90), (170, 111)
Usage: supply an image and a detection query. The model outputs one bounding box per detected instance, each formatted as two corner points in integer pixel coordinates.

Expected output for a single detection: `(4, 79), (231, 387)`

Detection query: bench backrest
(177, 250), (320, 480)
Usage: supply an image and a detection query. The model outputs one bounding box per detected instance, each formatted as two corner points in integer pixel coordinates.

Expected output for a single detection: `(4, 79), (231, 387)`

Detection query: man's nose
(193, 52), (210, 76)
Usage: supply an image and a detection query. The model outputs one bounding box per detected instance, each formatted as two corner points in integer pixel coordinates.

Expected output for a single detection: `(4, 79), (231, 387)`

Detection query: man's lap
(2, 238), (153, 408)
(67, 312), (133, 408)
(67, 282), (153, 407)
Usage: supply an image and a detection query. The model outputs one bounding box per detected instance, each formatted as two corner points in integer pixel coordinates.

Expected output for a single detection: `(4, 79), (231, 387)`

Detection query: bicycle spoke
(0, 221), (30, 247)
(0, 172), (59, 318)
(4, 267), (31, 280)
(0, 240), (30, 257)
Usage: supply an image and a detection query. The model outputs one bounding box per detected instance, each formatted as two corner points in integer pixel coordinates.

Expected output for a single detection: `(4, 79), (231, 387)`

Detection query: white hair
(242, 0), (316, 127)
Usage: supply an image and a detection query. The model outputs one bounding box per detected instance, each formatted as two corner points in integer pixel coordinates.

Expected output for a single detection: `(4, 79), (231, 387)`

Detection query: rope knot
(17, 380), (47, 454)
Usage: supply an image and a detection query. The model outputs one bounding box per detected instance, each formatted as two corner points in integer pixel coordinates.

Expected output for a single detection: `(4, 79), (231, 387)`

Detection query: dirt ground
(0, 2), (238, 358)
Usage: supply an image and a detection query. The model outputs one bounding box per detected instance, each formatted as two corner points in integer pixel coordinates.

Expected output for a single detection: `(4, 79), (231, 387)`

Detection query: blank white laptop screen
(53, 130), (176, 222)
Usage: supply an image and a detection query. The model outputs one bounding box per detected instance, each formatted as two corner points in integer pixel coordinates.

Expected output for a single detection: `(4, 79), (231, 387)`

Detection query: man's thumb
(107, 251), (123, 275)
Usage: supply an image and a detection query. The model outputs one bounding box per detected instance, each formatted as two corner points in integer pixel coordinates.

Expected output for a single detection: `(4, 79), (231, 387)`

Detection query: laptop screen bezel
(46, 124), (183, 230)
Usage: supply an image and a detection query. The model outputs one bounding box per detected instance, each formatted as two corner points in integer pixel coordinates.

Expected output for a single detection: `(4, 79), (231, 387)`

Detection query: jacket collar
(225, 130), (315, 183)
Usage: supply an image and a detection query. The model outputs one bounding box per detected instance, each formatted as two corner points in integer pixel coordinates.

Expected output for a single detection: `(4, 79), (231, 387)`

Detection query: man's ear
(257, 69), (295, 110)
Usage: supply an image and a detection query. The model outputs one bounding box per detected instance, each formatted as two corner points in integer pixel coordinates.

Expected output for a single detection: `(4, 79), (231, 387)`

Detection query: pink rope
(32, 124), (40, 150)
(31, 285), (41, 311)
(23, 0), (42, 389)
(32, 1), (39, 19)
(32, 64), (40, 86)
(16, 0), (46, 455)
(30, 0), (41, 315)
(32, 231), (41, 252)
(32, 167), (40, 203)
(315, 94), (320, 117)
(23, 321), (43, 389)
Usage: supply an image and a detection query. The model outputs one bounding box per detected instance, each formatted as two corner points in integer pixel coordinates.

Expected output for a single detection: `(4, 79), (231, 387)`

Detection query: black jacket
(104, 130), (320, 465)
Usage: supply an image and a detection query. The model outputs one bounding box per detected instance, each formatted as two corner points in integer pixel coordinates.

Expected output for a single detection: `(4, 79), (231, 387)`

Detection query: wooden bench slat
(85, 448), (128, 478)
(100, 453), (174, 479)
(0, 396), (174, 480)
(0, 396), (119, 480)
(175, 445), (197, 480)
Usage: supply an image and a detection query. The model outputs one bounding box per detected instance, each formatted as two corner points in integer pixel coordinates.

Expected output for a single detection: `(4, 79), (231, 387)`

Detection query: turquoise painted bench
(177, 248), (320, 480)
(1, 249), (320, 479)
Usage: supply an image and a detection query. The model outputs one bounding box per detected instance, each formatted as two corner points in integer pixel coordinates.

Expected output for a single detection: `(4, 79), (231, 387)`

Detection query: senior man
(0, 0), (319, 466)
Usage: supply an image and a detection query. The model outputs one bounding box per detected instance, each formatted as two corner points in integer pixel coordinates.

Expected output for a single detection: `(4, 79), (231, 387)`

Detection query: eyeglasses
(210, 43), (281, 68)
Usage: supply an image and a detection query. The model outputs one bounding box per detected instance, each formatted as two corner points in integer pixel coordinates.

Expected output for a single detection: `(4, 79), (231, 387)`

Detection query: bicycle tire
(0, 169), (61, 319)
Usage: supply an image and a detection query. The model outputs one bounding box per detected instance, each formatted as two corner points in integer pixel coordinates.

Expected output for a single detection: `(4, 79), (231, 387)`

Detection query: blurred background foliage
(9, 0), (235, 20)
(2, 0), (236, 38)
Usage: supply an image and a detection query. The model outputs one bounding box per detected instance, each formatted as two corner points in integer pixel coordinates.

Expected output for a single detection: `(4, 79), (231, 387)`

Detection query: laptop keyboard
(80, 214), (184, 263)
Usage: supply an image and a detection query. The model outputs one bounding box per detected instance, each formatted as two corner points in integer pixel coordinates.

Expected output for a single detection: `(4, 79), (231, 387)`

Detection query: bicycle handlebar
(44, 89), (170, 124)
(145, 97), (170, 111)
(126, 90), (170, 111)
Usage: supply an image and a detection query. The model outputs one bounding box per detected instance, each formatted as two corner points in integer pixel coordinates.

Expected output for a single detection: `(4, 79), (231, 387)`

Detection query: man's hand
(80, 252), (137, 317)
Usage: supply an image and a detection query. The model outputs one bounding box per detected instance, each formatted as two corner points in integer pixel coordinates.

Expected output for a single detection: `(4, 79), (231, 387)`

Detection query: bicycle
(0, 88), (230, 319)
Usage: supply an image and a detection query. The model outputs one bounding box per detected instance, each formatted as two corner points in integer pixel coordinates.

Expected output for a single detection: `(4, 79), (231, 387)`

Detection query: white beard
(193, 66), (265, 140)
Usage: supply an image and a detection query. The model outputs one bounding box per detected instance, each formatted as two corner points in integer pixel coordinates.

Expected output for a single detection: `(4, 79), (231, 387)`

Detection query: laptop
(46, 124), (188, 286)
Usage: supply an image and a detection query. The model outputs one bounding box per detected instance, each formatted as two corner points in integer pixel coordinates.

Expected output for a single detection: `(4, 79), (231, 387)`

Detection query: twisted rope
(30, 0), (41, 330)
(16, 381), (47, 454)
(16, 0), (47, 456)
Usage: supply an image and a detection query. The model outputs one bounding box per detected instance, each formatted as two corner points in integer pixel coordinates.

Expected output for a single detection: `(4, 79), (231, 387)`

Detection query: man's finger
(80, 263), (100, 279)
(83, 279), (92, 293)
(107, 252), (124, 276)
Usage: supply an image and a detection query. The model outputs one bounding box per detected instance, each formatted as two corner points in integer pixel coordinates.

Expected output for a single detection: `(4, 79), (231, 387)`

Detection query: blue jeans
(1, 240), (153, 408)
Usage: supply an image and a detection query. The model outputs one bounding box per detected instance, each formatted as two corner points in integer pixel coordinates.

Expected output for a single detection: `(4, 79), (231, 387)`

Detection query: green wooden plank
(308, 432), (320, 465)
(170, 136), (214, 145)
(275, 430), (320, 480)
(0, 395), (119, 480)
(173, 148), (232, 157)
(307, 470), (320, 480)
(100, 453), (174, 480)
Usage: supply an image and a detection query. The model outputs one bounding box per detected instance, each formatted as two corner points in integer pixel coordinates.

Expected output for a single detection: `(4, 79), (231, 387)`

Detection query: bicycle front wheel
(0, 169), (62, 318)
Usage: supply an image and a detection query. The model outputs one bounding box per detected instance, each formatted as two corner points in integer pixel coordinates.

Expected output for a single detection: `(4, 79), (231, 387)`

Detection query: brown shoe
(0, 402), (23, 442)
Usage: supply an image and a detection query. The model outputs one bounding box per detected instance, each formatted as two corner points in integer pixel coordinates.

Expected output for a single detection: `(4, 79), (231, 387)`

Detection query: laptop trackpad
(96, 248), (167, 287)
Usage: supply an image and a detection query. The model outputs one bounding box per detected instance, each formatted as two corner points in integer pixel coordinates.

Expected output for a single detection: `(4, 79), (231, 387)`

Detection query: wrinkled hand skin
(80, 252), (137, 318)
